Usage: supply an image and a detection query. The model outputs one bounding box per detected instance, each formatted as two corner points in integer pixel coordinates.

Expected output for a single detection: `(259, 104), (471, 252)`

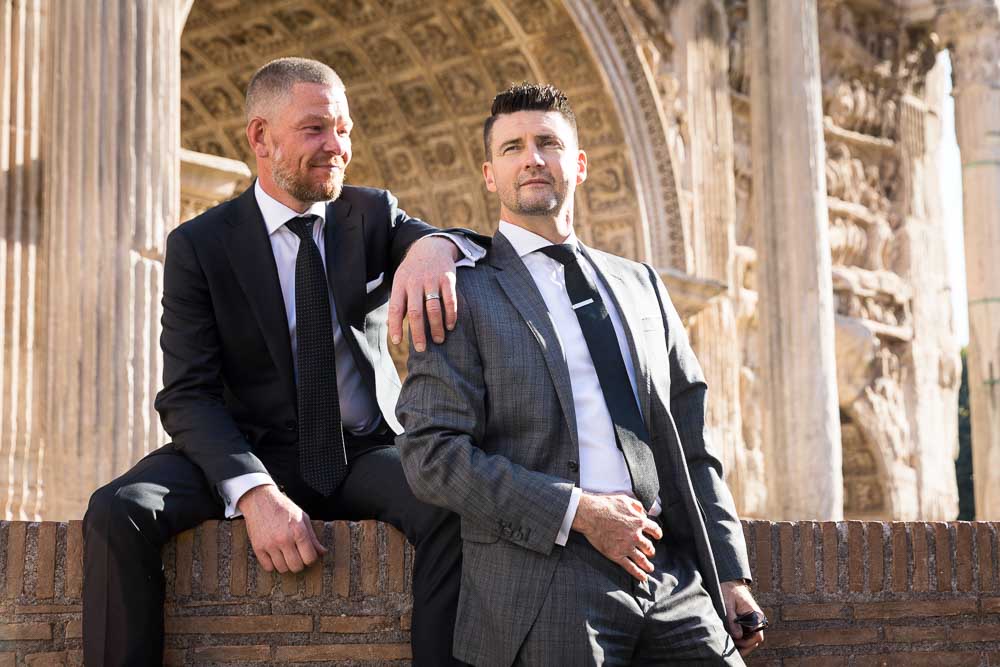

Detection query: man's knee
(84, 479), (164, 545)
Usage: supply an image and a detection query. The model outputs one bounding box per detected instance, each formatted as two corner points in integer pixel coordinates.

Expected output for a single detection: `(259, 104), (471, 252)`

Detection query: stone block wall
(0, 520), (998, 665)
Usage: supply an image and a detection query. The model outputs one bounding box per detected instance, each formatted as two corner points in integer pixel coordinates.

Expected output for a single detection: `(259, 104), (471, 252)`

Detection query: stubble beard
(272, 149), (344, 203)
(507, 182), (564, 217)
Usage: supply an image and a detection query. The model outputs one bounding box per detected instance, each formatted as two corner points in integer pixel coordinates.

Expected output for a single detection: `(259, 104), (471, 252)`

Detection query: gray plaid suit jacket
(397, 232), (751, 667)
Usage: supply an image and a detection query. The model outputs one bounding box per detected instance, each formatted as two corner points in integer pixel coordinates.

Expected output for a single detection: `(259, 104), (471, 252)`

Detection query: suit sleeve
(153, 226), (269, 488)
(396, 283), (574, 556)
(382, 190), (491, 273)
(646, 264), (751, 583)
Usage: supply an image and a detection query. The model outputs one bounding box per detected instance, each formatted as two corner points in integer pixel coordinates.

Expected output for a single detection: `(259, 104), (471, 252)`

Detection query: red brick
(778, 522), (795, 592)
(911, 522), (929, 592)
(401, 612), (412, 631)
(34, 523), (57, 599)
(934, 523), (952, 591)
(799, 522), (816, 593)
(854, 653), (982, 667)
(15, 604), (81, 614)
(6, 522), (26, 599)
(360, 522), (379, 595)
(782, 658), (849, 667)
(304, 521), (325, 597)
(25, 652), (68, 666)
(282, 570), (300, 595)
(884, 625), (949, 642)
(948, 623), (1000, 643)
(853, 598), (977, 619)
(891, 522), (908, 592)
(199, 521), (219, 595)
(165, 614), (312, 634)
(977, 523), (995, 591)
(65, 619), (81, 639)
(764, 627), (879, 648)
(64, 521), (83, 600)
(174, 529), (194, 596)
(387, 525), (407, 593)
(822, 522), (839, 593)
(754, 522), (772, 593)
(956, 523), (974, 591)
(0, 622), (52, 640)
(320, 615), (393, 633)
(848, 521), (864, 592)
(274, 644), (411, 661)
(0, 653), (14, 667)
(256, 554), (275, 597)
(780, 603), (848, 621)
(867, 522), (885, 593)
(332, 522), (351, 597)
(190, 645), (271, 662)
(983, 596), (1000, 613)
(164, 649), (185, 666)
(230, 521), (248, 596)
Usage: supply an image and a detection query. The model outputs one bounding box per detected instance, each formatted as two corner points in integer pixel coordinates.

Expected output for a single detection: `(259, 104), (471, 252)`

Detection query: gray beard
(272, 161), (343, 203)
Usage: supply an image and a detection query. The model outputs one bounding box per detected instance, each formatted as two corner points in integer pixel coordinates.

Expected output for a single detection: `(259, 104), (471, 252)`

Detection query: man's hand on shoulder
(237, 485), (326, 574)
(721, 579), (765, 656)
(571, 492), (663, 583)
(389, 236), (461, 352)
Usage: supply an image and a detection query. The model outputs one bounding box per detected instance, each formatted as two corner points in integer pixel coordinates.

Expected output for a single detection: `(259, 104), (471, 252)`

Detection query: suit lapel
(324, 197), (365, 332)
(490, 234), (579, 449)
(222, 187), (297, 405)
(579, 245), (654, 430)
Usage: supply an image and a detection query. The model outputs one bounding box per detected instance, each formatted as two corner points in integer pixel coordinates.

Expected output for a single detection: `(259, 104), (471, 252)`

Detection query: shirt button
(284, 420), (297, 431)
(568, 460), (579, 472)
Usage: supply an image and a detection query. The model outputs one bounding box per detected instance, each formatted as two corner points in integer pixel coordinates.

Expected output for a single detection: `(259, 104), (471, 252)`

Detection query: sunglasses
(735, 610), (769, 634)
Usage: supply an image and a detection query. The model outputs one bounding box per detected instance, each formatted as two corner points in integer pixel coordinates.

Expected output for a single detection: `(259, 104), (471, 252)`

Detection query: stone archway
(179, 0), (684, 267)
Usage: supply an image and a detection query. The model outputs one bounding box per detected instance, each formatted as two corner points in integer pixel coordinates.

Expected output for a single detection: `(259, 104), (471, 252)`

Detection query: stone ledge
(0, 520), (998, 665)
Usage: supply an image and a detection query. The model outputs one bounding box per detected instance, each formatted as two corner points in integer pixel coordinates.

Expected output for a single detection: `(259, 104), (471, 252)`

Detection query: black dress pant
(82, 435), (463, 666)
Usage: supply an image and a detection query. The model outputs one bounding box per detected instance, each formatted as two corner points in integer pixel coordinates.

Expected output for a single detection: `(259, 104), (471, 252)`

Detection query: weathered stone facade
(1, 0), (990, 522)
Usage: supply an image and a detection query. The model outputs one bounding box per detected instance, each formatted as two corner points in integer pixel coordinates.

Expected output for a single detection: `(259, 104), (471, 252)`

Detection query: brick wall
(0, 520), (997, 665)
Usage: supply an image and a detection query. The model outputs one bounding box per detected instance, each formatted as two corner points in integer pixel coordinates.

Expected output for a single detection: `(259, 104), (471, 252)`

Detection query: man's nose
(522, 145), (545, 168)
(324, 131), (347, 155)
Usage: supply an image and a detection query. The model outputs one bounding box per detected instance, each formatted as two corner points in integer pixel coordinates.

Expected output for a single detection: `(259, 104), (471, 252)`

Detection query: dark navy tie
(286, 215), (347, 496)
(538, 244), (659, 510)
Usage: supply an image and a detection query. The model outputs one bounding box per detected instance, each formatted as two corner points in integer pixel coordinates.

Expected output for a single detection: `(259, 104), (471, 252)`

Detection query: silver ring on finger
(424, 292), (441, 302)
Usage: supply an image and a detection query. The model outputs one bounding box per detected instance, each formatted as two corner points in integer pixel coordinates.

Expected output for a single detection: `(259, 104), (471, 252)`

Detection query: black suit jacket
(153, 184), (469, 488)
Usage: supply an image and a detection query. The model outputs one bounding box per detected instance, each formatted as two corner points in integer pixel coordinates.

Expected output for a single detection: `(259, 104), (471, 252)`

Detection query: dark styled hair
(245, 57), (344, 120)
(482, 82), (577, 160)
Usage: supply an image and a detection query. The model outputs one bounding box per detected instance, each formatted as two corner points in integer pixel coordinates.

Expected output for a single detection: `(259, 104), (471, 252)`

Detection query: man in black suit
(82, 57), (483, 666)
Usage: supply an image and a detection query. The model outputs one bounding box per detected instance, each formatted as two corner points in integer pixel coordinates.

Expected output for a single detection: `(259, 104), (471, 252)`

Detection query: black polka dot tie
(286, 215), (347, 496)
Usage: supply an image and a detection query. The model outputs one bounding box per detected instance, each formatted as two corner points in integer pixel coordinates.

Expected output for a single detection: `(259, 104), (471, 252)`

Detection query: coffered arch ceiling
(181, 0), (683, 264)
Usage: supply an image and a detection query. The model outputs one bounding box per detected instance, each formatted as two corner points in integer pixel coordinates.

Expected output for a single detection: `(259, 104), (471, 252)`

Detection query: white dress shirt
(497, 221), (661, 546)
(218, 181), (483, 517)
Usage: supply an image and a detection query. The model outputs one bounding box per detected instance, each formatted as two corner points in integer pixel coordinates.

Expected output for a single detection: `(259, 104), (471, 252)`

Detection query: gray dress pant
(515, 533), (745, 666)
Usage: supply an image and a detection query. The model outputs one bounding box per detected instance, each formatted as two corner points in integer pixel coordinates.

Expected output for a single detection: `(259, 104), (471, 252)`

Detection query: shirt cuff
(427, 232), (486, 268)
(555, 487), (583, 546)
(218, 473), (276, 519)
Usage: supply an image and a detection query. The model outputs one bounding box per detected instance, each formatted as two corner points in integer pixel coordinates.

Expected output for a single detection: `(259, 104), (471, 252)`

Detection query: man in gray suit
(397, 83), (766, 666)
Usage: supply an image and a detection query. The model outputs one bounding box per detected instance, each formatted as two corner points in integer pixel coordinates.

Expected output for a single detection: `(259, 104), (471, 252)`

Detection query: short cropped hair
(483, 82), (577, 160)
(245, 57), (344, 120)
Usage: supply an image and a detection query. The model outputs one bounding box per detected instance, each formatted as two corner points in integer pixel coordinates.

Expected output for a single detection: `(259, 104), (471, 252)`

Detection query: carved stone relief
(180, 0), (645, 259)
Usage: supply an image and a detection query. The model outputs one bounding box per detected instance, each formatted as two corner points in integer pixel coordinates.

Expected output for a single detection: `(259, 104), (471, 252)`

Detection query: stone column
(749, 0), (843, 519)
(940, 3), (1000, 519)
(0, 0), (45, 519)
(674, 0), (754, 511)
(42, 0), (184, 520)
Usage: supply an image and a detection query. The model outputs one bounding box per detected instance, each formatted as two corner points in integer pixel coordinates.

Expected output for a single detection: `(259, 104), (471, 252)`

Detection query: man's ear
(576, 149), (588, 185)
(482, 161), (497, 193)
(246, 118), (270, 159)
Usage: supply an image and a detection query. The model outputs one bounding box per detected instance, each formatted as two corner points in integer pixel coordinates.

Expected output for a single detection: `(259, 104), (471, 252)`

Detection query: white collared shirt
(498, 221), (661, 546)
(218, 181), (483, 517)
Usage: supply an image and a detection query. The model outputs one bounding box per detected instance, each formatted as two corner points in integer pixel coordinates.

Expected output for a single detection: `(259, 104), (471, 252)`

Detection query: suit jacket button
(568, 460), (579, 472)
(284, 420), (297, 431)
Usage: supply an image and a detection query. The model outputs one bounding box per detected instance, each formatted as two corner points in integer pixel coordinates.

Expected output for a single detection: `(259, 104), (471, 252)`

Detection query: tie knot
(286, 215), (321, 240)
(538, 243), (578, 266)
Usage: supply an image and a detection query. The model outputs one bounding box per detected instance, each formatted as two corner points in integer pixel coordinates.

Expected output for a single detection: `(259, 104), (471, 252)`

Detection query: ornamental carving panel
(180, 0), (644, 258)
